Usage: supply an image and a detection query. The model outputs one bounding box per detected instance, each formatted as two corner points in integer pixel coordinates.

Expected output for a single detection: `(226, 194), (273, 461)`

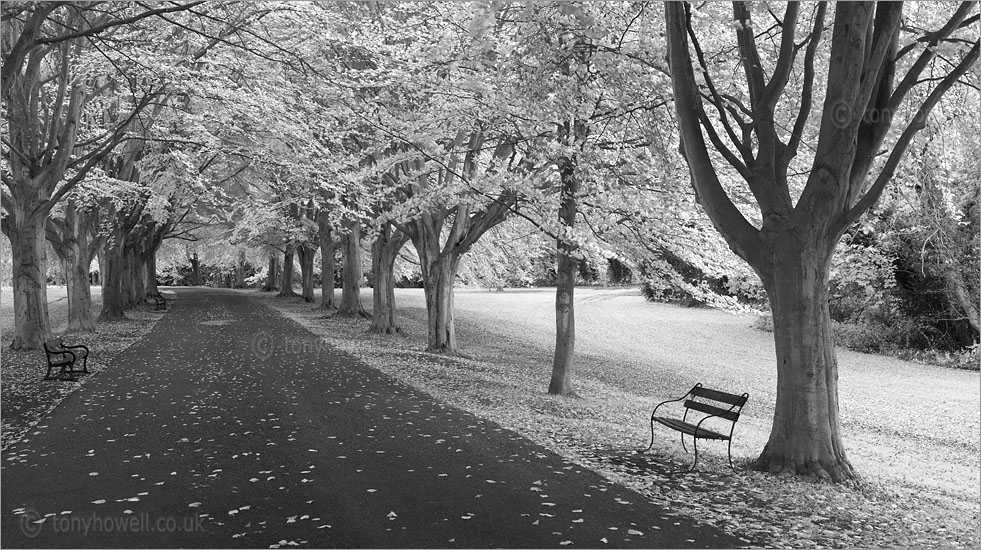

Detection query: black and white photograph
(1, 2), (978, 548)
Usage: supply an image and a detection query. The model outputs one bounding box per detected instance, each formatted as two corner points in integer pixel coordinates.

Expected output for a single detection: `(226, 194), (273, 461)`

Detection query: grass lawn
(3, 284), (977, 547)
(258, 285), (980, 549)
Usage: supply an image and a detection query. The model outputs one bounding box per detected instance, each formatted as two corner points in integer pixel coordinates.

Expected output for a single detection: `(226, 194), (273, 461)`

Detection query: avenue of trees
(2, 2), (977, 483)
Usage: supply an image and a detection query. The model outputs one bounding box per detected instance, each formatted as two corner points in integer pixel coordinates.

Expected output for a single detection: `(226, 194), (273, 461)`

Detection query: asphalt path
(1, 288), (745, 548)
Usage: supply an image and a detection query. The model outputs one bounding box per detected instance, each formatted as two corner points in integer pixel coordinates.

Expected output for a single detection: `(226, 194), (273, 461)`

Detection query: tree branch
(836, 38), (979, 234)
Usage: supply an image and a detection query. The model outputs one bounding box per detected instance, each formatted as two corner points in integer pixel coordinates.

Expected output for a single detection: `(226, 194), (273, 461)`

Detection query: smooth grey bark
(549, 155), (581, 396)
(2, 204), (52, 348)
(317, 212), (337, 311)
(235, 249), (246, 288)
(369, 222), (409, 334)
(46, 200), (100, 332)
(277, 244), (298, 297)
(297, 243), (316, 302)
(263, 253), (279, 292)
(338, 218), (368, 316)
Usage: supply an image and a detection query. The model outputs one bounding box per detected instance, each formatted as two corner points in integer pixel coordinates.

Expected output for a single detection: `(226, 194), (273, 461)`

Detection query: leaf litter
(260, 288), (981, 549)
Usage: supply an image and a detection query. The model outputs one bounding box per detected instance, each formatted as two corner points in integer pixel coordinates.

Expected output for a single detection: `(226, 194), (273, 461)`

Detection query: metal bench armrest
(60, 343), (88, 352)
(651, 383), (701, 416)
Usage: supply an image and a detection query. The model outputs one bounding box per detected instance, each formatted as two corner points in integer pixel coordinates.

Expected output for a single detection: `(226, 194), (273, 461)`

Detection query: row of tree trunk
(273, 200), (514, 355)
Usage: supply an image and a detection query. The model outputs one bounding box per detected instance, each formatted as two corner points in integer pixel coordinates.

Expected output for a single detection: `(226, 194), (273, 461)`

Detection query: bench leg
(689, 436), (700, 473)
(59, 364), (76, 381)
(636, 413), (657, 454)
(45, 363), (75, 381)
(727, 438), (735, 470)
(668, 435), (699, 476)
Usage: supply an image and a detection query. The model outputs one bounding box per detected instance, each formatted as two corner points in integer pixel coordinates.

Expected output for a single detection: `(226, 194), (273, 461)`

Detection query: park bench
(43, 339), (90, 381)
(638, 383), (749, 474)
(149, 290), (176, 310)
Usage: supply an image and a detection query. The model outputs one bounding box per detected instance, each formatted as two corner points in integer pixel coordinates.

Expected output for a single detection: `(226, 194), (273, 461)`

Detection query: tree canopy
(2, 1), (978, 483)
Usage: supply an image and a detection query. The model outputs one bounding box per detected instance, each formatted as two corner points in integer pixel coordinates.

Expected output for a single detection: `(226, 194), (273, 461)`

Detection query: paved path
(2, 289), (744, 548)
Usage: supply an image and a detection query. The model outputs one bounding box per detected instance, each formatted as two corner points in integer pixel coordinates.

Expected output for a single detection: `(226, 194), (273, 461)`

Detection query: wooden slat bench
(160, 290), (176, 306)
(638, 383), (749, 474)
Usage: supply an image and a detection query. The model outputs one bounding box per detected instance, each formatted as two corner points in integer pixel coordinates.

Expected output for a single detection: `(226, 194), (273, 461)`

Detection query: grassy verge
(255, 285), (979, 549)
(1, 287), (166, 450)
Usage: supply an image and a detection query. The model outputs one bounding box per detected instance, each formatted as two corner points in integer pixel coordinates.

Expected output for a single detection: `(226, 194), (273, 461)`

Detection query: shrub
(244, 271), (266, 288)
(606, 258), (633, 285)
(752, 315), (773, 332)
(829, 240), (896, 323)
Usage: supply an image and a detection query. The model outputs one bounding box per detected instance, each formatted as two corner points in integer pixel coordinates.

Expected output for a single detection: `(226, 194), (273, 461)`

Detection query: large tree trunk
(338, 219), (367, 316)
(549, 156), (580, 395)
(98, 236), (128, 322)
(65, 241), (95, 332)
(189, 252), (201, 286)
(235, 249), (246, 288)
(4, 210), (52, 349)
(297, 243), (316, 302)
(420, 254), (461, 353)
(46, 201), (98, 333)
(263, 253), (278, 292)
(752, 233), (855, 482)
(945, 269), (981, 336)
(369, 223), (408, 334)
(145, 249), (159, 297)
(317, 212), (337, 311)
(141, 225), (165, 298)
(278, 245), (298, 297)
(119, 245), (135, 309)
(130, 245), (145, 307)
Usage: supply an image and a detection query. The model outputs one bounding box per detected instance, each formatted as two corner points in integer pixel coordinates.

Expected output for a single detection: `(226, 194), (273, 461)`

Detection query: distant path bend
(1, 288), (744, 548)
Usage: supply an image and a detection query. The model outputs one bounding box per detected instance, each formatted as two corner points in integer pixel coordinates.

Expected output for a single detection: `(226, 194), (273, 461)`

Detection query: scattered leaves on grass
(260, 289), (980, 550)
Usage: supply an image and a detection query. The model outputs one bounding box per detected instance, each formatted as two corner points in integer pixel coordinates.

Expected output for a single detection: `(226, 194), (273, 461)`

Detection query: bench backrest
(683, 384), (749, 423)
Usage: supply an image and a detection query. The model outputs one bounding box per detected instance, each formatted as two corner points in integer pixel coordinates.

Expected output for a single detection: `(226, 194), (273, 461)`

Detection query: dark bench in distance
(43, 339), (90, 381)
(151, 291), (176, 310)
(638, 383), (749, 474)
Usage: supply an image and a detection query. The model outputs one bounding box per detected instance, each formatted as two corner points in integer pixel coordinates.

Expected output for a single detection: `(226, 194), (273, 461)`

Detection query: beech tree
(371, 131), (519, 354)
(316, 209), (339, 310)
(1, 3), (196, 348)
(367, 219), (410, 334)
(2, 1), (281, 345)
(469, 2), (674, 393)
(665, 1), (978, 480)
(45, 194), (104, 331)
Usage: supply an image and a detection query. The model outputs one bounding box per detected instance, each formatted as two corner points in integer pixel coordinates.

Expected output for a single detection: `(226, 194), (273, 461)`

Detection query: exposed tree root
(368, 325), (404, 336)
(753, 452), (857, 483)
(336, 307), (370, 319)
(422, 347), (474, 360)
